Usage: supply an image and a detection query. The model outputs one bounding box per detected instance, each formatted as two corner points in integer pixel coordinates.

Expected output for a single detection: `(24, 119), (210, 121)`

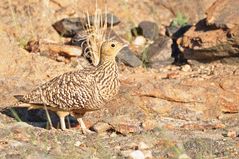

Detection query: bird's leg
(77, 118), (94, 134)
(56, 111), (70, 130)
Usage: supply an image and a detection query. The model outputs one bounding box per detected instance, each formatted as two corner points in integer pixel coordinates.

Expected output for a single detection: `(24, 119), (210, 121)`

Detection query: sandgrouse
(14, 40), (125, 133)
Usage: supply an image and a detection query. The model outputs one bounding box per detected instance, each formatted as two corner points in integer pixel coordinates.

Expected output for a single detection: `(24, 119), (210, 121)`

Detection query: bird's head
(100, 40), (126, 61)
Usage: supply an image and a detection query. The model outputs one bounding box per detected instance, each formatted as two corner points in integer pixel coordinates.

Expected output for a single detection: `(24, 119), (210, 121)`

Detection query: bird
(14, 39), (125, 133)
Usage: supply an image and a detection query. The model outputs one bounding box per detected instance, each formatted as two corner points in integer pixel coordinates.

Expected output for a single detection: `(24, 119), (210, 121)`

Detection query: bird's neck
(95, 58), (119, 101)
(97, 58), (117, 72)
(100, 56), (116, 63)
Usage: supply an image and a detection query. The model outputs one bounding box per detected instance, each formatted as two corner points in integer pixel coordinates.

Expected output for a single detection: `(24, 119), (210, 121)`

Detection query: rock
(91, 121), (112, 133)
(129, 150), (145, 159)
(117, 47), (142, 67)
(146, 36), (174, 68)
(137, 21), (159, 40)
(158, 0), (216, 24)
(177, 0), (239, 62)
(120, 68), (239, 117)
(53, 13), (119, 38)
(113, 122), (141, 135)
(206, 0), (239, 29)
(166, 25), (179, 38)
(52, 17), (84, 37)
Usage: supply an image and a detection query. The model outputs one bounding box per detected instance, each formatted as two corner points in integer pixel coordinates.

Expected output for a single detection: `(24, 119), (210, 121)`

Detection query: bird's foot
(77, 118), (95, 135)
(81, 127), (95, 135)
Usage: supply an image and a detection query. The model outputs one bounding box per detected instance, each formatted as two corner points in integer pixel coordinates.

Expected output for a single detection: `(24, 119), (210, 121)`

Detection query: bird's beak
(120, 44), (128, 50)
(123, 44), (128, 48)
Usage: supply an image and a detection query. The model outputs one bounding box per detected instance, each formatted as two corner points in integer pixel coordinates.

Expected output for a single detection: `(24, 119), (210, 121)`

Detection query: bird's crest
(81, 5), (115, 66)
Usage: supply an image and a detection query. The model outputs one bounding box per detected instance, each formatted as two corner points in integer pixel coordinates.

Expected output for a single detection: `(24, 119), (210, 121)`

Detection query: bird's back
(20, 69), (98, 110)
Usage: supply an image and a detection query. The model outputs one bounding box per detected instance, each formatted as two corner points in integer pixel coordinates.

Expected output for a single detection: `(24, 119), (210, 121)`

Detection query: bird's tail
(13, 95), (42, 110)
(14, 95), (26, 102)
(13, 95), (32, 108)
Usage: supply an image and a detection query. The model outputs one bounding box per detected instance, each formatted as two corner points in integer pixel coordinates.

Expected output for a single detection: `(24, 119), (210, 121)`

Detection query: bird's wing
(15, 70), (95, 110)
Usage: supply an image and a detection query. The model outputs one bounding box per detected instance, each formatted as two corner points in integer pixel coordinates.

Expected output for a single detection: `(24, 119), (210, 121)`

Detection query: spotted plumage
(15, 40), (125, 132)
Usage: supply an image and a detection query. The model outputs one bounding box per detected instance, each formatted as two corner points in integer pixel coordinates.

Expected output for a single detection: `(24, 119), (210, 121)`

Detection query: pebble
(129, 150), (145, 159)
(74, 141), (82, 147)
(178, 154), (191, 159)
(56, 56), (66, 62)
(9, 140), (24, 148)
(133, 36), (146, 47)
(223, 130), (238, 138)
(181, 64), (192, 72)
(141, 119), (157, 131)
(91, 122), (112, 133)
(143, 150), (153, 158)
(138, 142), (149, 150)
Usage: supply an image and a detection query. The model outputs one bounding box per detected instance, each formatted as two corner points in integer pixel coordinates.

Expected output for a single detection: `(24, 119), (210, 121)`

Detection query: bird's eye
(111, 44), (115, 47)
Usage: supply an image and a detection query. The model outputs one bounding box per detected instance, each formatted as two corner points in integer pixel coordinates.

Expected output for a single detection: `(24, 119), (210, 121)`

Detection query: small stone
(138, 142), (149, 150)
(91, 121), (112, 133)
(110, 115), (142, 134)
(133, 36), (146, 47)
(114, 123), (140, 135)
(129, 150), (145, 159)
(25, 40), (40, 53)
(178, 154), (191, 159)
(214, 123), (225, 129)
(110, 132), (118, 137)
(9, 140), (24, 148)
(117, 47), (142, 67)
(121, 150), (132, 158)
(74, 141), (82, 147)
(225, 130), (237, 138)
(56, 56), (66, 62)
(141, 120), (157, 131)
(143, 150), (153, 158)
(181, 64), (192, 72)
